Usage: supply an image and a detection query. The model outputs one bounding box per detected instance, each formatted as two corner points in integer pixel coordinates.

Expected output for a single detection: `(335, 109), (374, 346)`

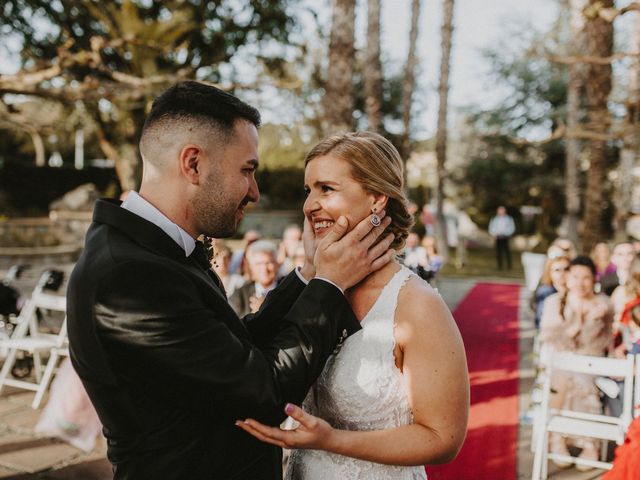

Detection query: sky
(308, 0), (560, 139)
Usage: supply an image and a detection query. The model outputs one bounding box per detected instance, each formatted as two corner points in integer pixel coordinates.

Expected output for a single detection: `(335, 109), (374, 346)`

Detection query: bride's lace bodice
(285, 266), (427, 479)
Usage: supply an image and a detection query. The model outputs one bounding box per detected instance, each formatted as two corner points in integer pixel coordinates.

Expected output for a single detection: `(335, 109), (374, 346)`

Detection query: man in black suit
(67, 81), (394, 480)
(229, 240), (280, 317)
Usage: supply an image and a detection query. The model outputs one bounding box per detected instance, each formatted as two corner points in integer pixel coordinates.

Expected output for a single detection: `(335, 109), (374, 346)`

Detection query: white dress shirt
(121, 191), (195, 256)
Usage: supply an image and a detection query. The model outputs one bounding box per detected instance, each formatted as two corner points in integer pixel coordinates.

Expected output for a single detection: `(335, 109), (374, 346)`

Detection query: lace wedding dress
(285, 266), (427, 480)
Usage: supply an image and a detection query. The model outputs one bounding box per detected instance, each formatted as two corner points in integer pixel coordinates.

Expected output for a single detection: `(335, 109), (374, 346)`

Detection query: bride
(237, 131), (469, 479)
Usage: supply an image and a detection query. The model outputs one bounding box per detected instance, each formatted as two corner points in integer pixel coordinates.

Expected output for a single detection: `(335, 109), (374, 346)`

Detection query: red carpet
(426, 282), (521, 480)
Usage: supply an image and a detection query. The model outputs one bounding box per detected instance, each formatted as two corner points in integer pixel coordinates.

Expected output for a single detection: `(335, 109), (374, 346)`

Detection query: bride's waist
(320, 410), (414, 431)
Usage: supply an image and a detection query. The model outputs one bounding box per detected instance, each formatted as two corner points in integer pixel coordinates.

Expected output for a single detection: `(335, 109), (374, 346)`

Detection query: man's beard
(193, 176), (244, 238)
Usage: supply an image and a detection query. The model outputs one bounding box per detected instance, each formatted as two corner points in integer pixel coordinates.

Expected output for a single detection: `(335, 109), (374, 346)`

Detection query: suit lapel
(93, 199), (247, 335)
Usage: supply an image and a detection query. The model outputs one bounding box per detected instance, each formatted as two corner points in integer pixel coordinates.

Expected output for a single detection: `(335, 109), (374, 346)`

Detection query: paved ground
(0, 270), (610, 479)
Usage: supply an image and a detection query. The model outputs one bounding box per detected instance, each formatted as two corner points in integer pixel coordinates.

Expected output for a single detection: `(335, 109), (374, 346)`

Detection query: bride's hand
(236, 403), (337, 451)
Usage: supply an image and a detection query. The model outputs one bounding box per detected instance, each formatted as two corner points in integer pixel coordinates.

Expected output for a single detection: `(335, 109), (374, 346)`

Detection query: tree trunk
(323, 0), (356, 134)
(435, 0), (455, 262)
(400, 0), (421, 161)
(615, 11), (640, 240)
(564, 0), (587, 246)
(582, 0), (614, 253)
(28, 129), (46, 167)
(96, 131), (138, 192)
(364, 0), (383, 134)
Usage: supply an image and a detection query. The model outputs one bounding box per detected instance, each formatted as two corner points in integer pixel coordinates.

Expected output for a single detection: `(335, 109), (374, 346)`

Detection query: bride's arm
(237, 277), (469, 466)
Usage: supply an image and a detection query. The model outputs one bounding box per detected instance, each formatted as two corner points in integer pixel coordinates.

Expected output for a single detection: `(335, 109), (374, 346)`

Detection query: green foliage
(3, 0), (296, 79)
(255, 166), (305, 210)
(1, 0), (301, 190)
(457, 16), (572, 240)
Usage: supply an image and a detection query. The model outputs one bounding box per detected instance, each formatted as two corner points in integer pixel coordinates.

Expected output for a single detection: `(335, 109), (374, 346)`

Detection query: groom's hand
(298, 218), (317, 281)
(314, 212), (395, 292)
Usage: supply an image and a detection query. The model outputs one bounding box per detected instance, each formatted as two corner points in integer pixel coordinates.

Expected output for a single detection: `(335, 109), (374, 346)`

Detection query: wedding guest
(230, 240), (280, 316)
(611, 255), (640, 350)
(591, 242), (616, 284)
(488, 206), (515, 270)
(422, 235), (444, 274)
(540, 256), (613, 470)
(532, 255), (570, 329)
(229, 229), (261, 277)
(211, 242), (246, 297)
(291, 243), (306, 270)
(601, 242), (635, 296)
(550, 237), (577, 260)
(278, 224), (303, 276)
(402, 232), (428, 269)
(606, 256), (640, 418)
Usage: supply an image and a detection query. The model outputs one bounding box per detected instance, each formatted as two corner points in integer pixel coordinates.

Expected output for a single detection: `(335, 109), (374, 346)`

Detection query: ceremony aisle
(426, 282), (521, 480)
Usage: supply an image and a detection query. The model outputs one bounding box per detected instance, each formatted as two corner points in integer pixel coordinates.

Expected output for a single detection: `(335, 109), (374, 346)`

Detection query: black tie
(190, 241), (227, 299)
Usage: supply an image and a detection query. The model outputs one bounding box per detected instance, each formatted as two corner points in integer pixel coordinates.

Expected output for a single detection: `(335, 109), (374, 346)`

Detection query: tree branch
(548, 52), (638, 65)
(595, 3), (640, 22)
(507, 123), (626, 146)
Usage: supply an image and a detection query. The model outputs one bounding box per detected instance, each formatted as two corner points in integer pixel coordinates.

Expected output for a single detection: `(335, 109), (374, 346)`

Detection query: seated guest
(291, 242), (306, 270)
(532, 254), (570, 329)
(422, 235), (444, 273)
(540, 256), (613, 470)
(611, 255), (640, 352)
(550, 237), (577, 260)
(601, 242), (635, 296)
(402, 232), (428, 268)
(228, 229), (261, 277)
(229, 240), (280, 317)
(277, 224), (303, 276)
(591, 242), (616, 284)
(211, 242), (246, 297)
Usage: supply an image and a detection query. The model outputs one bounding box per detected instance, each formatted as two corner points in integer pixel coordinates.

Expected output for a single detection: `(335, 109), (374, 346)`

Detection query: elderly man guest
(230, 240), (280, 316)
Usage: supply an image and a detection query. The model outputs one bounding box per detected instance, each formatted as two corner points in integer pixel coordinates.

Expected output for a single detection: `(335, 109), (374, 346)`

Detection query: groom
(67, 81), (394, 480)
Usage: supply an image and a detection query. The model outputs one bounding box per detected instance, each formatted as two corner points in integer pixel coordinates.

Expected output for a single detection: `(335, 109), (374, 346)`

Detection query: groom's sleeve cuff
(294, 267), (344, 295)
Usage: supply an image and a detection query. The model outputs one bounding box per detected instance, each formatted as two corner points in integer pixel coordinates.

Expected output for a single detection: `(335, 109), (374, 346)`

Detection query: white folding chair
(530, 343), (552, 453)
(0, 271), (67, 408)
(31, 319), (68, 409)
(531, 352), (635, 479)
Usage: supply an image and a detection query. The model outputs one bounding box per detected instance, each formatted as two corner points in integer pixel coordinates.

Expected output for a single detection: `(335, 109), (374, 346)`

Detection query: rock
(49, 184), (99, 212)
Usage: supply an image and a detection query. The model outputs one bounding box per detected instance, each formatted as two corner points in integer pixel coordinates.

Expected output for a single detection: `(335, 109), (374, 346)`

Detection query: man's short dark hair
(141, 81), (261, 144)
(570, 255), (596, 276)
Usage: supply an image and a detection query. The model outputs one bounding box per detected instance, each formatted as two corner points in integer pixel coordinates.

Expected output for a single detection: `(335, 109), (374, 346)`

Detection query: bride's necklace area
(346, 261), (402, 322)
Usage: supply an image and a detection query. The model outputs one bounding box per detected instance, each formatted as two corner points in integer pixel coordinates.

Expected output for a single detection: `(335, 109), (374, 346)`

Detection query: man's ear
(179, 145), (202, 184)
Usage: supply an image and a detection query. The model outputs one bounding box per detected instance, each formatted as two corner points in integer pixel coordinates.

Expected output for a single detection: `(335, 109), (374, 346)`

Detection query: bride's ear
(370, 193), (388, 213)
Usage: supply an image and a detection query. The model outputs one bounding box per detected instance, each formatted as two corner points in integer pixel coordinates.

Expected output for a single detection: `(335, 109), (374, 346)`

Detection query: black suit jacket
(67, 199), (359, 480)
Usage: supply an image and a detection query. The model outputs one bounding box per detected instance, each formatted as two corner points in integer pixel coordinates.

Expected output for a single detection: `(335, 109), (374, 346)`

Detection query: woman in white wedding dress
(237, 132), (469, 479)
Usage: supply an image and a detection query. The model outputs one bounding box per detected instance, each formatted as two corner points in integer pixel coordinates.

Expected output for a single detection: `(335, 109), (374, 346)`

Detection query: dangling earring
(370, 207), (381, 227)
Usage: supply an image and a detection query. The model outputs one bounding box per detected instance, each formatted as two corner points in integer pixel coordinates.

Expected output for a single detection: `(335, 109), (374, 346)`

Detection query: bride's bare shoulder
(396, 273), (458, 343)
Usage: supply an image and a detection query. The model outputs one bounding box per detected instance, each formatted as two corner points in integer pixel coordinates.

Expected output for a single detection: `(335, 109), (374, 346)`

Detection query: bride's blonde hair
(304, 131), (413, 250)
